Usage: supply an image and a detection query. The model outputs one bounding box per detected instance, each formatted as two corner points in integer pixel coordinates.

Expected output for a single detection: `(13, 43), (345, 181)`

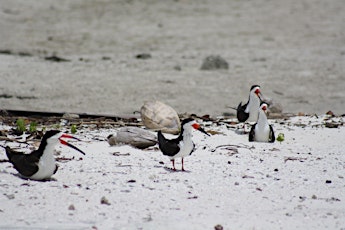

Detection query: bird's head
(181, 118), (210, 136)
(250, 85), (262, 100)
(43, 130), (86, 155)
(260, 102), (268, 113)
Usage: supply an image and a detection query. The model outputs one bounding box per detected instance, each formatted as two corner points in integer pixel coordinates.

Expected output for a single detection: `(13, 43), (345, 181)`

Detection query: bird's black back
(248, 123), (256, 142)
(237, 102), (249, 122)
(5, 147), (40, 177)
(157, 131), (181, 157)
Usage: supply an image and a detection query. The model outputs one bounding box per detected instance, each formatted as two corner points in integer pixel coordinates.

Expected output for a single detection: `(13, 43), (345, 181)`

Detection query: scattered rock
(135, 53), (151, 59)
(4, 194), (15, 200)
(44, 55), (70, 62)
(200, 55), (229, 70)
(100, 196), (111, 205)
(325, 180), (332, 184)
(326, 110), (335, 117)
(68, 204), (75, 211)
(214, 224), (224, 230)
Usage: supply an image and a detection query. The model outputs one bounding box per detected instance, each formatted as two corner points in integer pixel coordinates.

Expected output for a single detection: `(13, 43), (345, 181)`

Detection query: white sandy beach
(0, 115), (344, 229)
(0, 0), (345, 229)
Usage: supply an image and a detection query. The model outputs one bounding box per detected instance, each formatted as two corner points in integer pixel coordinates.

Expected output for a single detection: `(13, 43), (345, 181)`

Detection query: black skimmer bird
(157, 118), (209, 171)
(236, 85), (262, 123)
(1, 130), (86, 180)
(249, 102), (275, 142)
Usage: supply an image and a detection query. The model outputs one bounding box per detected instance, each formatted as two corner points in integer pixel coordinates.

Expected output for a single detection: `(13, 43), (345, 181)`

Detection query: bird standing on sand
(249, 102), (275, 142)
(157, 118), (209, 171)
(236, 85), (262, 123)
(1, 130), (86, 180)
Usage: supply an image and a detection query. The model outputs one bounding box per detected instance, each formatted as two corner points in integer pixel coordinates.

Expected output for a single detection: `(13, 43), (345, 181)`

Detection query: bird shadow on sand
(163, 166), (192, 173)
(15, 173), (57, 182)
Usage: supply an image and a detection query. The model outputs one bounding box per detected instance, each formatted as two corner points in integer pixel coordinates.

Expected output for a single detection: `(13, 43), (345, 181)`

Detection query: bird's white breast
(30, 147), (56, 180)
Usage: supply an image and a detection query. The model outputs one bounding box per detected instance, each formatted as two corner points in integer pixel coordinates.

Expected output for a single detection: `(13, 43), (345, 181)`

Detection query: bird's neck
(245, 95), (260, 113)
(39, 143), (56, 159)
(257, 110), (268, 127)
(180, 129), (192, 142)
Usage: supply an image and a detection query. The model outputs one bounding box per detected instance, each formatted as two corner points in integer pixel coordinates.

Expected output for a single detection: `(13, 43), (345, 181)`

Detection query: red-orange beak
(192, 123), (210, 136)
(59, 134), (86, 155)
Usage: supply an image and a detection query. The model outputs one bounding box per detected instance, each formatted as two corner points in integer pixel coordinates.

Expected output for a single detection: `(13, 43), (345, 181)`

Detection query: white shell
(107, 127), (157, 149)
(140, 100), (180, 134)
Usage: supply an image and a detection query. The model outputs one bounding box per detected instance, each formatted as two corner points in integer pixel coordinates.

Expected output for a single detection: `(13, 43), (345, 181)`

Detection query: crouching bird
(249, 103), (275, 143)
(1, 130), (86, 180)
(157, 118), (209, 171)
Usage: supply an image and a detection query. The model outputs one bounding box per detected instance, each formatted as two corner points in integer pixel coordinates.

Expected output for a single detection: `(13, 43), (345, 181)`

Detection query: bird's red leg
(181, 158), (185, 171)
(171, 159), (176, 171)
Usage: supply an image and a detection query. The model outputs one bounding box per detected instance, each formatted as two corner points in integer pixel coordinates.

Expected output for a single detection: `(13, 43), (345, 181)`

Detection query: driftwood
(107, 127), (157, 149)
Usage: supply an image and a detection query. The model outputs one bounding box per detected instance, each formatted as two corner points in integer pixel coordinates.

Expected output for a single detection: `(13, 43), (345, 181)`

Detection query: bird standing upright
(1, 130), (86, 180)
(236, 85), (262, 123)
(157, 118), (209, 171)
(249, 102), (275, 142)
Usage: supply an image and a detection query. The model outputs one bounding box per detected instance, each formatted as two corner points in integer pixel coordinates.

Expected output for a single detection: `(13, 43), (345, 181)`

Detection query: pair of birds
(1, 118), (208, 179)
(235, 85), (275, 143)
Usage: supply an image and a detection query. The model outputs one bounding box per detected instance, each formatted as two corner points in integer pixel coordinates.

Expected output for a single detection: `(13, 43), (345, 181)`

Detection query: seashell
(140, 100), (180, 134)
(107, 127), (157, 149)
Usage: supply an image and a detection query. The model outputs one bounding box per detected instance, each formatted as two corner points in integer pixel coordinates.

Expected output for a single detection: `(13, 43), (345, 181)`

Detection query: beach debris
(326, 110), (335, 117)
(107, 127), (157, 149)
(100, 196), (111, 205)
(135, 53), (151, 59)
(284, 157), (307, 163)
(200, 55), (229, 70)
(140, 100), (180, 134)
(214, 224), (224, 230)
(44, 55), (70, 62)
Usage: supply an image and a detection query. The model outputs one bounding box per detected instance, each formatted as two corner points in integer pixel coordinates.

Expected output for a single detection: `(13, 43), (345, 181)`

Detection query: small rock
(200, 55), (229, 70)
(234, 182), (239, 186)
(68, 204), (75, 210)
(127, 179), (136, 183)
(326, 110), (335, 117)
(4, 194), (15, 200)
(100, 196), (111, 205)
(135, 53), (151, 59)
(214, 224), (224, 230)
(312, 195), (317, 199)
(325, 180), (332, 184)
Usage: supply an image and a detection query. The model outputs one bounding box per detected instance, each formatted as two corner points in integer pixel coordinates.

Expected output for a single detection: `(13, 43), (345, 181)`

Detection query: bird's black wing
(157, 131), (180, 157)
(248, 124), (256, 142)
(6, 147), (39, 177)
(269, 125), (275, 143)
(237, 102), (249, 122)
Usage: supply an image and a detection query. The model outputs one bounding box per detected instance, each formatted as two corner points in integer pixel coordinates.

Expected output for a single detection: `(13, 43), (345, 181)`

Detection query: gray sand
(1, 0), (344, 116)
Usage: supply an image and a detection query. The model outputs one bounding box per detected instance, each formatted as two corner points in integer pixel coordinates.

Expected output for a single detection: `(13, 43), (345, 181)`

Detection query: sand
(0, 0), (344, 116)
(0, 115), (344, 229)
